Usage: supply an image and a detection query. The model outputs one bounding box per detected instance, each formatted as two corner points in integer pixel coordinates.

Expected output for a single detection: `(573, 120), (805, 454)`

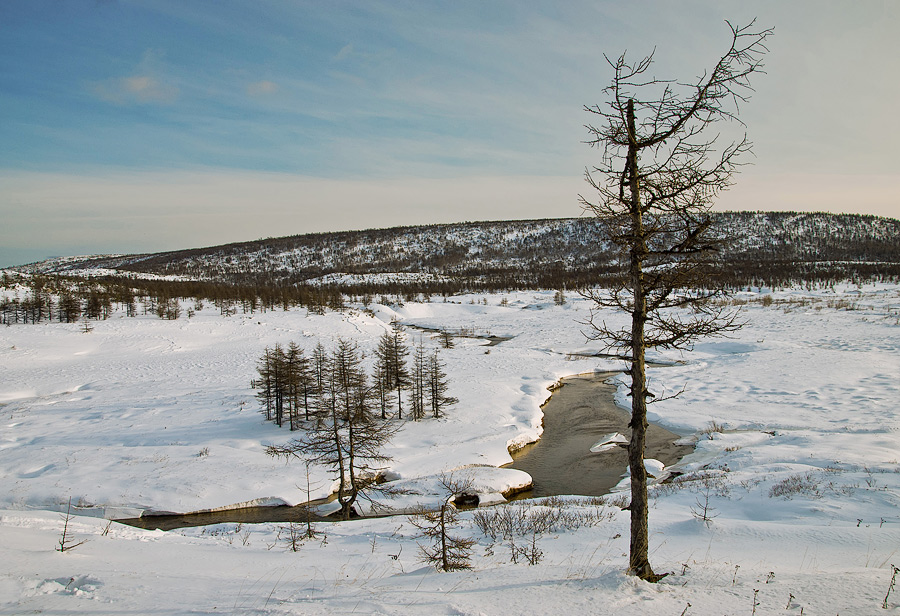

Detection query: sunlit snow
(2, 282), (899, 614)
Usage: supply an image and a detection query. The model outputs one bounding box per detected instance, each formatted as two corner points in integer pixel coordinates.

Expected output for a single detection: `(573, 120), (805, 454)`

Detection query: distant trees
(579, 20), (771, 581)
(4, 214), (898, 327)
(153, 296), (181, 320)
(57, 292), (81, 323)
(0, 271), (358, 325)
(84, 289), (112, 320)
(26, 284), (53, 323)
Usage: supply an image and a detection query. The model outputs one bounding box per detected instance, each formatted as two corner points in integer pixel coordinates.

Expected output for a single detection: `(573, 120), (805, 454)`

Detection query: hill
(13, 211), (900, 292)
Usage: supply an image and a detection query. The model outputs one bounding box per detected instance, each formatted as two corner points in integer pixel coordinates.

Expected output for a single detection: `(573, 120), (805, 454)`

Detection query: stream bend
(507, 372), (694, 498)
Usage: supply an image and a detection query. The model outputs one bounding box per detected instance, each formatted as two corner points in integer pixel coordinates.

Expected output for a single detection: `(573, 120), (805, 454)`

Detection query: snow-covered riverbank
(2, 283), (899, 614)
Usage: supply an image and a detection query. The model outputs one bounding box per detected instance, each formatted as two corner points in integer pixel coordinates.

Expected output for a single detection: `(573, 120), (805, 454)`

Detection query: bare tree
(427, 349), (458, 419)
(374, 321), (411, 419)
(579, 20), (772, 581)
(56, 497), (87, 553)
(410, 339), (427, 421)
(311, 341), (330, 409)
(389, 320), (411, 418)
(253, 345), (280, 423)
(409, 473), (477, 571)
(330, 338), (367, 422)
(438, 329), (454, 349)
(372, 344), (394, 420)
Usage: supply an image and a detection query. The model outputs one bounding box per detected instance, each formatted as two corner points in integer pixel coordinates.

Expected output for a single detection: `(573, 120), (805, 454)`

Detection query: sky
(1, 0), (898, 267)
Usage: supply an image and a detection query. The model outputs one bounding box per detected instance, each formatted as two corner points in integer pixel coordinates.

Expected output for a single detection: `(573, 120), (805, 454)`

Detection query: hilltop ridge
(13, 211), (900, 290)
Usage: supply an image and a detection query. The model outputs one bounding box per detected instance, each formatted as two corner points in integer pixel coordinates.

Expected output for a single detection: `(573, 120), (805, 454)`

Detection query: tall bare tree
(580, 20), (772, 581)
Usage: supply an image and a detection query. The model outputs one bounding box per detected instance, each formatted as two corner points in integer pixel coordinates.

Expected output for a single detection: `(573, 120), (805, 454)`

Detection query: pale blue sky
(1, 1), (898, 267)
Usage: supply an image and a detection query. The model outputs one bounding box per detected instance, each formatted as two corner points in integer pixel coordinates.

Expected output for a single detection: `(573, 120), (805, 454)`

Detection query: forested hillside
(12, 212), (900, 295)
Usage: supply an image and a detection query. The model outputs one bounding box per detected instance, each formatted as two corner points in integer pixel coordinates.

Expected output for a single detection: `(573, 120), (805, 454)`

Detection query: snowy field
(2, 281), (899, 614)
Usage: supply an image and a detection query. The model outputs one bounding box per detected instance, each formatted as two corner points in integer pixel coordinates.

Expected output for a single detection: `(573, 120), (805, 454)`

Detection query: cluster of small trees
(264, 338), (395, 520)
(258, 327), (458, 520)
(255, 323), (457, 432)
(0, 282), (118, 325)
(253, 342), (313, 429)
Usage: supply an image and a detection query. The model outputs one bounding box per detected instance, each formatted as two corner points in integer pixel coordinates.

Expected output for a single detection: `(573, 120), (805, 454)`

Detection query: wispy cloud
(88, 49), (179, 105)
(1, 0), (898, 267)
(334, 43), (354, 62)
(246, 80), (279, 97)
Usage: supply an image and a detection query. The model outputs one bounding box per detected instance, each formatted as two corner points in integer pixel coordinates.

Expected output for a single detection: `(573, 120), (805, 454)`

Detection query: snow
(622, 458), (666, 479)
(354, 466), (533, 516)
(2, 282), (900, 614)
(590, 432), (629, 453)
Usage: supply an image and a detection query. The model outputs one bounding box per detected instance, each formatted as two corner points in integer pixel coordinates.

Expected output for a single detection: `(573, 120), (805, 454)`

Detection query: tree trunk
(331, 406), (350, 521)
(344, 419), (357, 521)
(440, 503), (448, 571)
(626, 98), (656, 581)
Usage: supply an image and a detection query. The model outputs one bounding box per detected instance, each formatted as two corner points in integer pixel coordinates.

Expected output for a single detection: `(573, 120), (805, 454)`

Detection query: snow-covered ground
(2, 282), (899, 614)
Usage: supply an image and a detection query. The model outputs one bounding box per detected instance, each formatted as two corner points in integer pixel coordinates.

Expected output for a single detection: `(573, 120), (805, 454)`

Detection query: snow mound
(356, 467), (532, 515)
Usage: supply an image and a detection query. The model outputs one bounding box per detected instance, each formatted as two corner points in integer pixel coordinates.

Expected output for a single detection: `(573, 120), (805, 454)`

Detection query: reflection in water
(507, 372), (693, 498)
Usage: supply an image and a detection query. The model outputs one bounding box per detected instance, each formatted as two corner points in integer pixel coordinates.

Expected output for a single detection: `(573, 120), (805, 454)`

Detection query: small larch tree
(372, 338), (395, 419)
(409, 473), (476, 572)
(410, 339), (427, 421)
(427, 349), (458, 419)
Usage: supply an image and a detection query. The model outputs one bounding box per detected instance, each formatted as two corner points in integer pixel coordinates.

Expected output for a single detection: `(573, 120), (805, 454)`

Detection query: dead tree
(580, 20), (771, 581)
(56, 497), (87, 553)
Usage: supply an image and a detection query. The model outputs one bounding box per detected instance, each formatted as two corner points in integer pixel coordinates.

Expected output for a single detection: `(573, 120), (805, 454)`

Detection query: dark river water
(507, 372), (693, 498)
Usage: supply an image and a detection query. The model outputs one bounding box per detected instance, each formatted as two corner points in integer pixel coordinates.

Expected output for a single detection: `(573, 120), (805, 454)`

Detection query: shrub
(768, 472), (821, 499)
